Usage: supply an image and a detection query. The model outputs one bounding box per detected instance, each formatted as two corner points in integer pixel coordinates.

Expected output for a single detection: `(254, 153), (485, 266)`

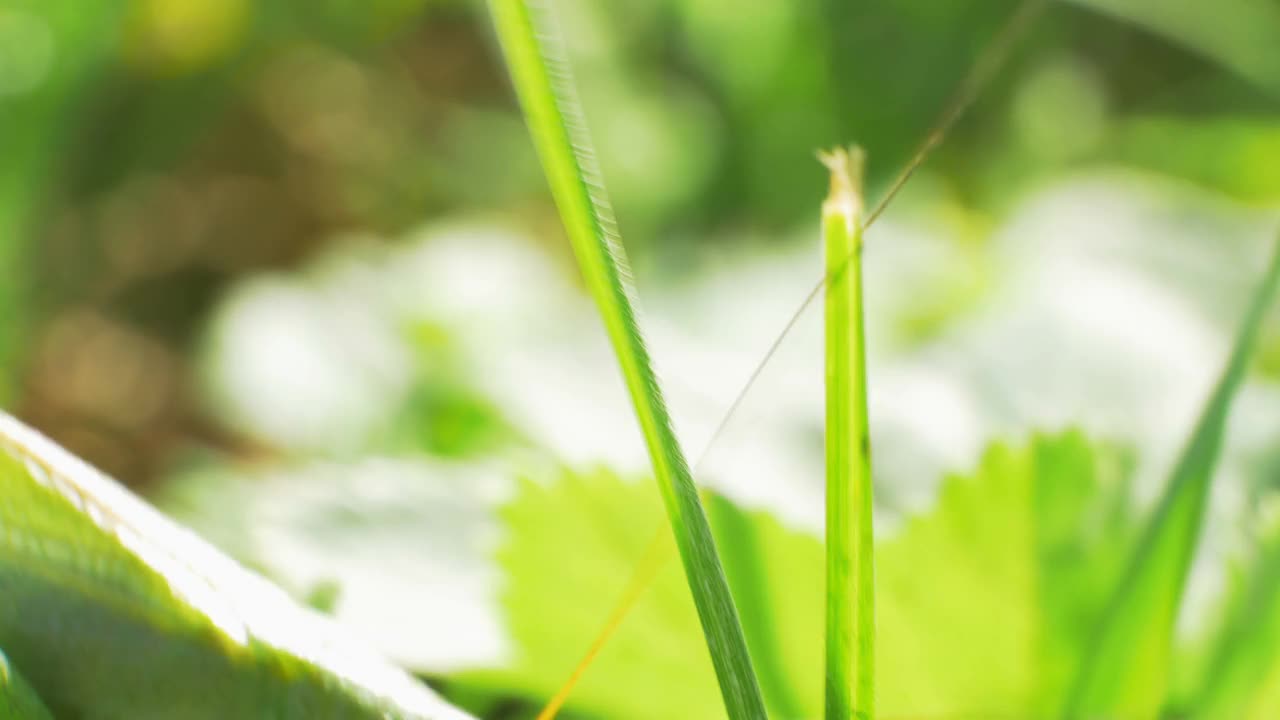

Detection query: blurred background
(2, 0), (1280, 717)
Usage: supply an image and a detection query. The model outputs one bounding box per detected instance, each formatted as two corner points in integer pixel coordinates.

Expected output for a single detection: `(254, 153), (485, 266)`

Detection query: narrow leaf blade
(1063, 234), (1280, 718)
(485, 1), (767, 718)
(1189, 533), (1280, 719)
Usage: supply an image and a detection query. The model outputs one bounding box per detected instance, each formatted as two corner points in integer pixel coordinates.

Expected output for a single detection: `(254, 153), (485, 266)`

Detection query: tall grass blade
(1189, 534), (1280, 719)
(486, 1), (767, 717)
(1062, 233), (1280, 719)
(819, 148), (874, 720)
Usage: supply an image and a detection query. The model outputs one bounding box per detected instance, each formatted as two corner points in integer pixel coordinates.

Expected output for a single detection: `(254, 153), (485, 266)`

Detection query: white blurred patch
(169, 456), (511, 672)
(203, 274), (413, 454)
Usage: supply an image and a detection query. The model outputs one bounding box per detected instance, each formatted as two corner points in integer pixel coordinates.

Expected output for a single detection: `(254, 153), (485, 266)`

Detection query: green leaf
(461, 468), (724, 720)
(0, 648), (53, 720)
(1065, 0), (1280, 97)
(873, 432), (1137, 717)
(707, 493), (807, 720)
(1063, 237), (1280, 719)
(0, 412), (472, 719)
(486, 1), (766, 717)
(462, 432), (1136, 719)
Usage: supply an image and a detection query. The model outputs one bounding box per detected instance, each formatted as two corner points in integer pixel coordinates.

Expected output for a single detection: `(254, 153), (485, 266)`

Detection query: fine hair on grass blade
(485, 1), (767, 718)
(528, 2), (1047, 716)
(819, 147), (874, 720)
(1062, 233), (1280, 719)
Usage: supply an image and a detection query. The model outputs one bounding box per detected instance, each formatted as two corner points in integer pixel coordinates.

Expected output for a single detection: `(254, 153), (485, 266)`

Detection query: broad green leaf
(461, 432), (1135, 719)
(0, 647), (52, 720)
(486, 0), (766, 716)
(707, 493), (806, 720)
(874, 432), (1136, 717)
(1063, 237), (1280, 719)
(460, 468), (724, 720)
(0, 412), (472, 720)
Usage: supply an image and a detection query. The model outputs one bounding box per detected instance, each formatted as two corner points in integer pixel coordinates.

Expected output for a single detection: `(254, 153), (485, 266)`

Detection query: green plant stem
(487, 1), (767, 718)
(820, 147), (874, 720)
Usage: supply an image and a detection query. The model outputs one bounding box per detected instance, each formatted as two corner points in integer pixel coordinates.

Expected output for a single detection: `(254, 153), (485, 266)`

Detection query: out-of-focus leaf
(873, 431), (1135, 717)
(1065, 0), (1280, 97)
(0, 648), (52, 720)
(0, 0), (127, 399)
(458, 468), (725, 720)
(1063, 238), (1280, 718)
(456, 432), (1136, 718)
(1185, 528), (1280, 719)
(1111, 117), (1280, 203)
(707, 493), (806, 719)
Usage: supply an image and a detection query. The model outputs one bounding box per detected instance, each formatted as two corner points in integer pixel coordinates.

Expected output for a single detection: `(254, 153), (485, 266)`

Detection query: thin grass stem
(820, 146), (874, 720)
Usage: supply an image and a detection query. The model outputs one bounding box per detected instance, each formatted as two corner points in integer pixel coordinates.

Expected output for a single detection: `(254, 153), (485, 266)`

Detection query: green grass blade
(819, 147), (874, 720)
(1189, 533), (1280, 719)
(485, 2), (767, 717)
(1063, 233), (1280, 719)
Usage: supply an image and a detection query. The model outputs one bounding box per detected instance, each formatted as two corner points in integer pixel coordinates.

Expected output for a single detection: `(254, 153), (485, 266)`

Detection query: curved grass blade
(1062, 233), (1280, 719)
(1188, 532), (1280, 719)
(485, 1), (767, 717)
(819, 147), (874, 720)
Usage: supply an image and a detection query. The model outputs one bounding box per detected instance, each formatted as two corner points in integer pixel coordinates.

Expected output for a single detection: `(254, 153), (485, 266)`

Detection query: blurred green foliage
(3, 0), (1279, 436)
(1, 0), (1280, 717)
